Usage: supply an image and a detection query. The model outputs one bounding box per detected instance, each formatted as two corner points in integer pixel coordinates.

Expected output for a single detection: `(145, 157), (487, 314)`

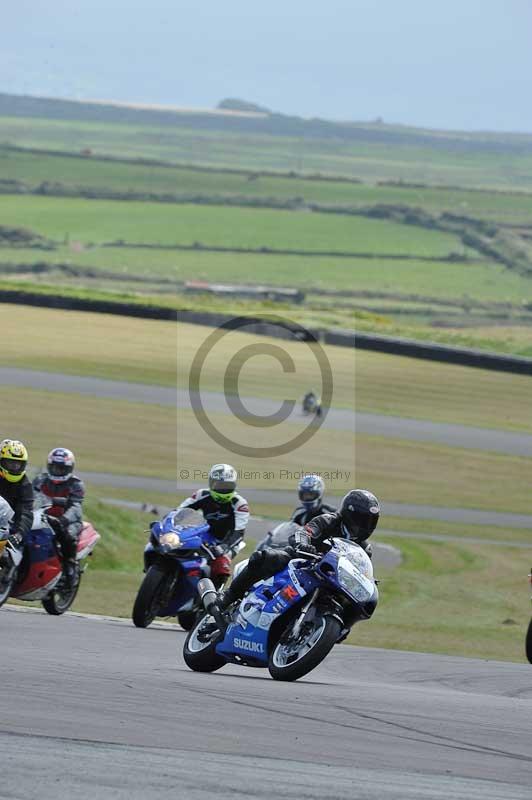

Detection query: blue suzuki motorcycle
(183, 537), (378, 681)
(132, 508), (244, 630)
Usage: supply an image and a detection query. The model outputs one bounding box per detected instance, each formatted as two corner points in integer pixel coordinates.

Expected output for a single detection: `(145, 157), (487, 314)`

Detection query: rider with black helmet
(303, 489), (379, 556)
(216, 489), (380, 614)
(291, 474), (336, 526)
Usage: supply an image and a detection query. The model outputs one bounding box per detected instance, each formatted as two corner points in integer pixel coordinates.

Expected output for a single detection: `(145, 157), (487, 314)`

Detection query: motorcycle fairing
(215, 562), (314, 666)
(157, 557), (211, 615)
(13, 527), (61, 599)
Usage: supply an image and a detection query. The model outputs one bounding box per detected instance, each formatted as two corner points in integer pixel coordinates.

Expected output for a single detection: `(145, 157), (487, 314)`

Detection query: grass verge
(349, 537), (529, 663)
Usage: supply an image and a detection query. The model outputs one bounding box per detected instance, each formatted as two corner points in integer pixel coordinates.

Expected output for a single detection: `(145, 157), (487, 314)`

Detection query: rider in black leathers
(0, 440), (33, 554)
(217, 489), (380, 614)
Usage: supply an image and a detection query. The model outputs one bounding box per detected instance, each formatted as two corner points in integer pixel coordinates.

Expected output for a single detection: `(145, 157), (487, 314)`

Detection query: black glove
(285, 541), (318, 559)
(8, 531), (23, 548)
(288, 527), (312, 550)
(52, 497), (68, 508)
(57, 515), (70, 532)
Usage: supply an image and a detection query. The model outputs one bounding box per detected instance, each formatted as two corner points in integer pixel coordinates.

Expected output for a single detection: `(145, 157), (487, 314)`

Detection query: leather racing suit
(32, 474), (85, 565)
(178, 489), (249, 587)
(221, 511), (372, 606)
(0, 474), (34, 545)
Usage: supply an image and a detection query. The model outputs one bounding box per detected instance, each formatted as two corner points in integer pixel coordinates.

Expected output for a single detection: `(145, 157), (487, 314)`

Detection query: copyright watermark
(179, 468), (352, 482)
(187, 315), (333, 458)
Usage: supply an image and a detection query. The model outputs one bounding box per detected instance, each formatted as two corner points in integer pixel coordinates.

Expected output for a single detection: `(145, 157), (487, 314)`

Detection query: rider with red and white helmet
(33, 448), (85, 583)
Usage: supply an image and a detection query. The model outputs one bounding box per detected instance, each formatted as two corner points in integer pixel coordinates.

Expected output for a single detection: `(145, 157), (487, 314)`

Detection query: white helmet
(208, 463), (237, 502)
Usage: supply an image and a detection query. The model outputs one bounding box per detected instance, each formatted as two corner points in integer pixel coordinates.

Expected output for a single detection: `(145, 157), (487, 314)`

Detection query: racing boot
(63, 557), (78, 588)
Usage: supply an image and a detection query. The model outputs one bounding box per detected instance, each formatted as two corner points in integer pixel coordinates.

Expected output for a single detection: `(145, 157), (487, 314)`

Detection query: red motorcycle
(0, 498), (100, 615)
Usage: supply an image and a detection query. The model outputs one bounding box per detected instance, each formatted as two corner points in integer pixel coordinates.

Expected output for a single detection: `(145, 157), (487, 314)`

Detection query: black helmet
(339, 489), (380, 541)
(297, 474), (324, 510)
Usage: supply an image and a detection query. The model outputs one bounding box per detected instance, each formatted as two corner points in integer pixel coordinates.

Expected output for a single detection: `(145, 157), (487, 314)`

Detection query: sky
(2, 0), (532, 132)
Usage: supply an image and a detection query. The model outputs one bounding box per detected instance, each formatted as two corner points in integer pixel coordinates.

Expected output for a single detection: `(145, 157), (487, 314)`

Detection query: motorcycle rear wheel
(132, 565), (173, 628)
(526, 618), (532, 664)
(268, 613), (341, 682)
(183, 614), (226, 672)
(42, 570), (80, 615)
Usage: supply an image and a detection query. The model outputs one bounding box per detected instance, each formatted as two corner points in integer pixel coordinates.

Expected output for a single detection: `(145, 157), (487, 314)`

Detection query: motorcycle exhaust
(197, 578), (218, 612)
(197, 578), (227, 633)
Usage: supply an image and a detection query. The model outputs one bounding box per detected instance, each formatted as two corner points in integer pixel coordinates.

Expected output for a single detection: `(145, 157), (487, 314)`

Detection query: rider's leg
(218, 548), (292, 609)
(50, 518), (79, 583)
(210, 554), (232, 590)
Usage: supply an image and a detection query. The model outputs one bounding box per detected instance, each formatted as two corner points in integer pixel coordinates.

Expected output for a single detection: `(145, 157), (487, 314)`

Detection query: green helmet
(209, 463), (237, 503)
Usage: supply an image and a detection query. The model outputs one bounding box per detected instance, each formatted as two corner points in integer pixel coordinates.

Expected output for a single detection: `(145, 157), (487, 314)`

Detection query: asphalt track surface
(3, 366), (532, 457)
(2, 607), (531, 800)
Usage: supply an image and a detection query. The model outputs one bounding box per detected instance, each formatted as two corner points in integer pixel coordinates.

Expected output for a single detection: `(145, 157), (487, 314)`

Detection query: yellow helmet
(0, 439), (28, 483)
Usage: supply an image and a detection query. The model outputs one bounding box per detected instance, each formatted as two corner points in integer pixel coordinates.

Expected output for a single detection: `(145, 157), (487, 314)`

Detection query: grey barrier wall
(0, 289), (530, 376)
(323, 329), (532, 375)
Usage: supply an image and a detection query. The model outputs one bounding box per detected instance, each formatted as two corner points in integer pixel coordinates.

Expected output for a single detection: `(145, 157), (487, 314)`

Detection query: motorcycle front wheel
(132, 564), (174, 628)
(526, 618), (532, 664)
(42, 568), (80, 615)
(268, 613), (341, 682)
(183, 614), (226, 672)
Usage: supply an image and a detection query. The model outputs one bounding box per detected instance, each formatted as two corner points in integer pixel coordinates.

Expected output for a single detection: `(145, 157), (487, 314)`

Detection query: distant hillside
(2, 92), (532, 154)
(217, 98), (272, 114)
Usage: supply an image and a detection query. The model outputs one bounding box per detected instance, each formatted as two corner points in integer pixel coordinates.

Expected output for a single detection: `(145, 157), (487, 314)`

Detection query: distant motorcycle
(0, 496), (100, 615)
(526, 567), (532, 664)
(132, 507), (245, 630)
(183, 536), (378, 681)
(302, 392), (322, 418)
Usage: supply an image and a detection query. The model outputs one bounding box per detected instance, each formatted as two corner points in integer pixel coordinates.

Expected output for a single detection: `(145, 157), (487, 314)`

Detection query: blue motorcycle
(183, 537), (378, 681)
(132, 508), (244, 630)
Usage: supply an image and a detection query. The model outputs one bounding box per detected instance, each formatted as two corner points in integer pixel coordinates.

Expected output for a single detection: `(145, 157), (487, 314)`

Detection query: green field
(3, 244), (531, 305)
(2, 119), (532, 352)
(4, 147), (532, 223)
(4, 114), (532, 190)
(0, 195), (463, 257)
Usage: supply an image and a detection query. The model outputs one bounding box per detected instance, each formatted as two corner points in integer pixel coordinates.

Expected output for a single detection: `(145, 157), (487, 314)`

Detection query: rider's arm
(214, 496), (250, 554)
(233, 495), (249, 535)
(304, 513), (336, 547)
(62, 479), (85, 525)
(13, 477), (34, 538)
(177, 490), (206, 512)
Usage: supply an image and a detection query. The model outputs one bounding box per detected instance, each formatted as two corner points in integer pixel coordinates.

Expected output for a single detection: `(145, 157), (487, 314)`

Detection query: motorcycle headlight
(337, 562), (373, 603)
(159, 532), (182, 548)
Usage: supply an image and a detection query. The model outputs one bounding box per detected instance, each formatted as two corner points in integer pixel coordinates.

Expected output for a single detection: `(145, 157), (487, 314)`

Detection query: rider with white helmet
(176, 464), (250, 588)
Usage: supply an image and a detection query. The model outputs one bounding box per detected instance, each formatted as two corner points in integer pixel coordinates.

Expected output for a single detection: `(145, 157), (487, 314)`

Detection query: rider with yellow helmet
(0, 439), (34, 550)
